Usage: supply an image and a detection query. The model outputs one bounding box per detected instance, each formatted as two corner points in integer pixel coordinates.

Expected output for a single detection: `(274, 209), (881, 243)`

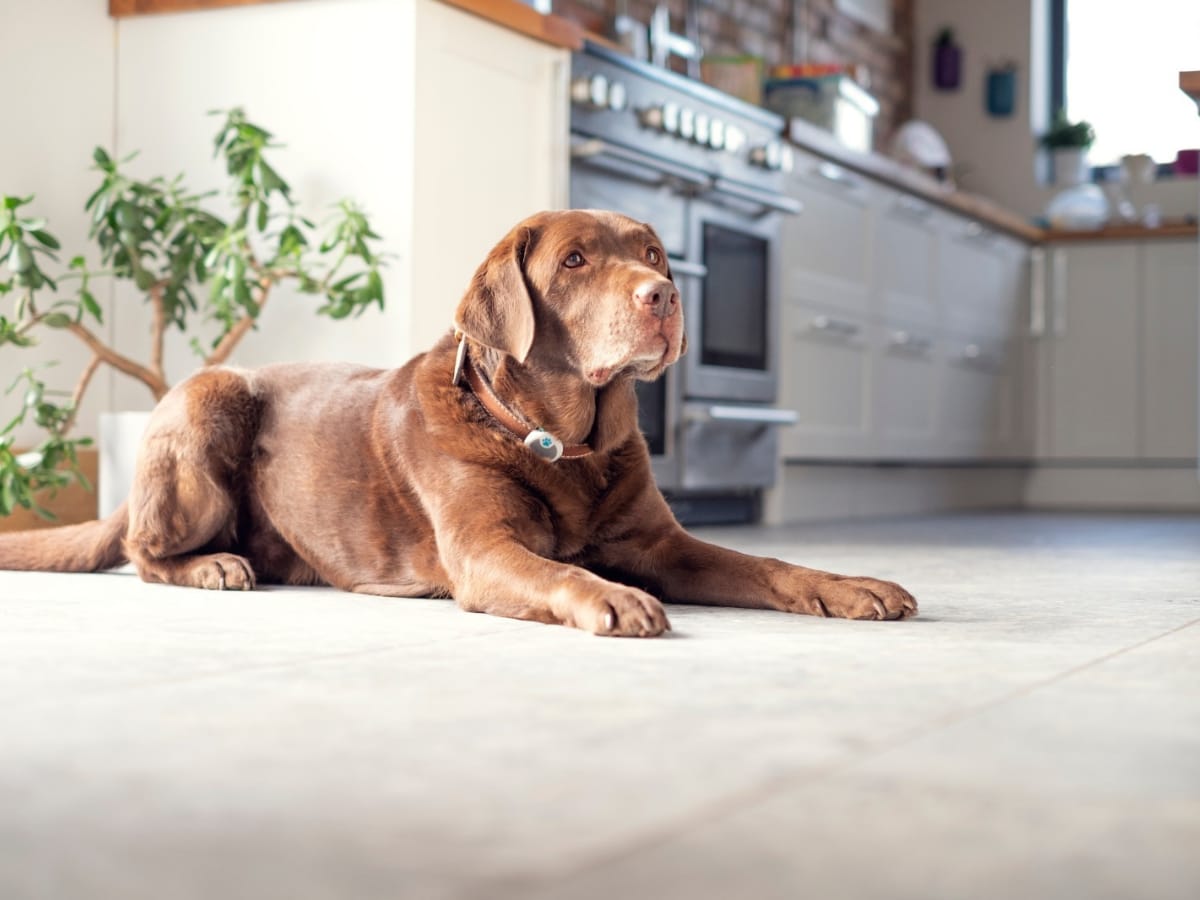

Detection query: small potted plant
(1, 109), (385, 521)
(1040, 109), (1096, 186)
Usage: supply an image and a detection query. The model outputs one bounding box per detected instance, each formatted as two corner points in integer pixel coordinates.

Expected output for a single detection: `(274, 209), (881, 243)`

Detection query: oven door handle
(571, 136), (711, 190)
(709, 178), (803, 216)
(666, 258), (707, 278)
(691, 405), (799, 426)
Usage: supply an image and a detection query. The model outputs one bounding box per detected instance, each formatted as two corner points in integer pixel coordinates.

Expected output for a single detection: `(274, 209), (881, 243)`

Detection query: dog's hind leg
(123, 369), (259, 591)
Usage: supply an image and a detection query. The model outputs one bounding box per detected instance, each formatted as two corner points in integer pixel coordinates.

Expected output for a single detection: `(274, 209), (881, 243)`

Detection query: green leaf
(42, 313), (72, 328)
(92, 146), (111, 167)
(79, 290), (102, 324)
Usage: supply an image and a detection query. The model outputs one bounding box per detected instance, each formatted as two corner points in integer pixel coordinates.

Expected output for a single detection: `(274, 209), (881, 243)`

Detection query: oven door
(683, 198), (781, 404)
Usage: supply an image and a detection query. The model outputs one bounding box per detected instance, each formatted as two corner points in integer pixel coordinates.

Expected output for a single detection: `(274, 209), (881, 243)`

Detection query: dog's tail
(0, 503), (129, 572)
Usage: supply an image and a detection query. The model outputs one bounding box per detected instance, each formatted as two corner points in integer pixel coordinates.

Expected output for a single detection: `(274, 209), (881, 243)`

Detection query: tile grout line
(499, 614), (1200, 894)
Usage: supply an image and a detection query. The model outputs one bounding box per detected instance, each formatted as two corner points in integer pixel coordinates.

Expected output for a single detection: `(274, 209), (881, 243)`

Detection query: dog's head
(454, 210), (686, 386)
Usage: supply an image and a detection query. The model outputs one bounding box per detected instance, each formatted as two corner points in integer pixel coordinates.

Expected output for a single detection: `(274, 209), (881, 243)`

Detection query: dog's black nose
(634, 279), (679, 319)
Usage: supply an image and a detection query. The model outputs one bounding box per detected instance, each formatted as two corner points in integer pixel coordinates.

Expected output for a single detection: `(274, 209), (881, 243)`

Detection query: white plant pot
(1052, 147), (1090, 187)
(98, 411), (152, 518)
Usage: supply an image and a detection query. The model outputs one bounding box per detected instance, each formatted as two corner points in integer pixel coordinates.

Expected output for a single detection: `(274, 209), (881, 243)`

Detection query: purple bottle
(933, 28), (961, 91)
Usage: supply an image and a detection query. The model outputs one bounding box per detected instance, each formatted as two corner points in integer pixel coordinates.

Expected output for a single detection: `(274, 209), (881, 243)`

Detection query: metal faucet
(649, 3), (701, 77)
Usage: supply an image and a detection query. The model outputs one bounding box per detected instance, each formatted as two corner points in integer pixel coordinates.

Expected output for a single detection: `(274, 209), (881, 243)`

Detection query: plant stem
(204, 277), (271, 367)
(60, 353), (102, 436)
(149, 281), (167, 381)
(66, 322), (169, 400)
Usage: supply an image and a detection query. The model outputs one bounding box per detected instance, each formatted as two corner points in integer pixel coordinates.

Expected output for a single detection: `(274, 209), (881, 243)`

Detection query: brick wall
(554, 0), (914, 144)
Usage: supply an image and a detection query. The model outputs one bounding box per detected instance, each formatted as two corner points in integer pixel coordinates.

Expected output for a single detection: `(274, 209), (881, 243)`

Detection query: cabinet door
(411, 0), (568, 352)
(940, 337), (1020, 457)
(779, 302), (874, 459)
(1045, 244), (1140, 459)
(1141, 240), (1198, 460)
(940, 219), (1023, 338)
(875, 190), (938, 327)
(874, 321), (940, 458)
(780, 158), (873, 315)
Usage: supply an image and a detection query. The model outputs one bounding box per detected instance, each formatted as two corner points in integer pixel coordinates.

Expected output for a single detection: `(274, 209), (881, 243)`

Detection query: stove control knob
(724, 124), (746, 153)
(661, 101), (680, 134)
(750, 140), (783, 170)
(694, 113), (710, 147)
(678, 107), (695, 141)
(570, 73), (611, 109)
(708, 118), (726, 150)
(607, 80), (628, 112)
(779, 144), (795, 173)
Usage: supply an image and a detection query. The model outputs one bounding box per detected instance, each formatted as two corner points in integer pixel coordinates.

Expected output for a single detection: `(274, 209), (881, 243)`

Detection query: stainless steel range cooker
(569, 42), (801, 524)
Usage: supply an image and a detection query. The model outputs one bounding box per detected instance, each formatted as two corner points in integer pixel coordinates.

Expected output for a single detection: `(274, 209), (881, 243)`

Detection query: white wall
(0, 0), (115, 444)
(2, 0), (417, 443)
(913, 0), (1198, 220)
(113, 0), (417, 412)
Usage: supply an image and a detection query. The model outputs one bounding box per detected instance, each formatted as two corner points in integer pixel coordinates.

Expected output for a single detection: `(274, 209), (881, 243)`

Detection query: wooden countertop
(1181, 70), (1200, 108)
(109, 0), (587, 48)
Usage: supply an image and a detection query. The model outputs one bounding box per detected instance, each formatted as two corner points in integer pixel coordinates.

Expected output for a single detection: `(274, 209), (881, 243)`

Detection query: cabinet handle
(809, 314), (861, 338)
(667, 258), (707, 278)
(1029, 247), (1047, 336)
(889, 330), (933, 353)
(814, 161), (861, 191)
(959, 343), (999, 369)
(1051, 248), (1068, 336)
(892, 195), (932, 220)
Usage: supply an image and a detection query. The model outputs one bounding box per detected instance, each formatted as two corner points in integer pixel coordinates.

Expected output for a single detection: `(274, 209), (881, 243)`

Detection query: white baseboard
(769, 461), (1200, 524)
(1023, 465), (1200, 511)
(771, 464), (1029, 524)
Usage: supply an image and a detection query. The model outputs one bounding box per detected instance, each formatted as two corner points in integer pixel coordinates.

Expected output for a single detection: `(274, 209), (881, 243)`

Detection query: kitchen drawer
(779, 302), (874, 459)
(938, 216), (1025, 338)
(938, 336), (1020, 458)
(780, 157), (873, 315)
(874, 187), (938, 327)
(873, 319), (940, 458)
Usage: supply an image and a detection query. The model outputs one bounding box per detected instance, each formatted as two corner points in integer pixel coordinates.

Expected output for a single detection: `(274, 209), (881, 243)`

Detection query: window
(1051, 0), (1200, 168)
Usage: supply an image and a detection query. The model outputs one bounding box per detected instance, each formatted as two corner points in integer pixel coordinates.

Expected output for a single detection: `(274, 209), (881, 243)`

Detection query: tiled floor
(1, 512), (1197, 900)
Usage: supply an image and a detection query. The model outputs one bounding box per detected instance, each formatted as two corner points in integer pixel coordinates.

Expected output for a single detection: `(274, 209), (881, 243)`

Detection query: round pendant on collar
(524, 429), (564, 462)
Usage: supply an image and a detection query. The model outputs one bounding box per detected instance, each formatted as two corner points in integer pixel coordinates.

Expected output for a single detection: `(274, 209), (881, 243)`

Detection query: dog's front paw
(571, 584), (671, 637)
(782, 573), (917, 621)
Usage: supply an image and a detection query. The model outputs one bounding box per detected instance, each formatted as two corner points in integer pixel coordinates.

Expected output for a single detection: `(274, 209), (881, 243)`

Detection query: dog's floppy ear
(454, 225), (536, 363)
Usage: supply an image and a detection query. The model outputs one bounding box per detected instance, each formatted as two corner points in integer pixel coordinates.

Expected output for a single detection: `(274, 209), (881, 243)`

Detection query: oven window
(636, 379), (667, 456)
(700, 224), (768, 370)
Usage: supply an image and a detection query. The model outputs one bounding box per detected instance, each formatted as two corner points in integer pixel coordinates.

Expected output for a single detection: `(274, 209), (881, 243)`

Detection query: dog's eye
(646, 247), (662, 265)
(563, 251), (585, 269)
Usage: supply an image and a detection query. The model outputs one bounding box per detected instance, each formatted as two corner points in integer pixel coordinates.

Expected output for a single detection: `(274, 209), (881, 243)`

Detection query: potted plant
(0, 109), (385, 520)
(1040, 108), (1096, 186)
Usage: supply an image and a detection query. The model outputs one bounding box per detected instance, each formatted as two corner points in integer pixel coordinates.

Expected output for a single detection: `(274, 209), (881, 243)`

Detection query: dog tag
(524, 429), (564, 462)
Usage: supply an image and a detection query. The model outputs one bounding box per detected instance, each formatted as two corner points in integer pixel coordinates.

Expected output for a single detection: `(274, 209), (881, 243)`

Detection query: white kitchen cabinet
(410, 0), (569, 353)
(872, 326), (940, 457)
(939, 217), (1025, 339)
(874, 188), (938, 327)
(1038, 243), (1141, 459)
(939, 336), (1020, 457)
(780, 156), (873, 315)
(778, 154), (1033, 463)
(779, 302), (875, 459)
(1141, 240), (1199, 459)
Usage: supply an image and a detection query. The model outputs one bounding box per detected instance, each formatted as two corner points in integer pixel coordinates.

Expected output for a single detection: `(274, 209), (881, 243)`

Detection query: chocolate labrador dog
(0, 210), (916, 635)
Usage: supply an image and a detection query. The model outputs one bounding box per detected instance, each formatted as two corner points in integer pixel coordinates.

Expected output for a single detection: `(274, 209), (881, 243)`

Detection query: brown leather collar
(454, 336), (593, 461)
